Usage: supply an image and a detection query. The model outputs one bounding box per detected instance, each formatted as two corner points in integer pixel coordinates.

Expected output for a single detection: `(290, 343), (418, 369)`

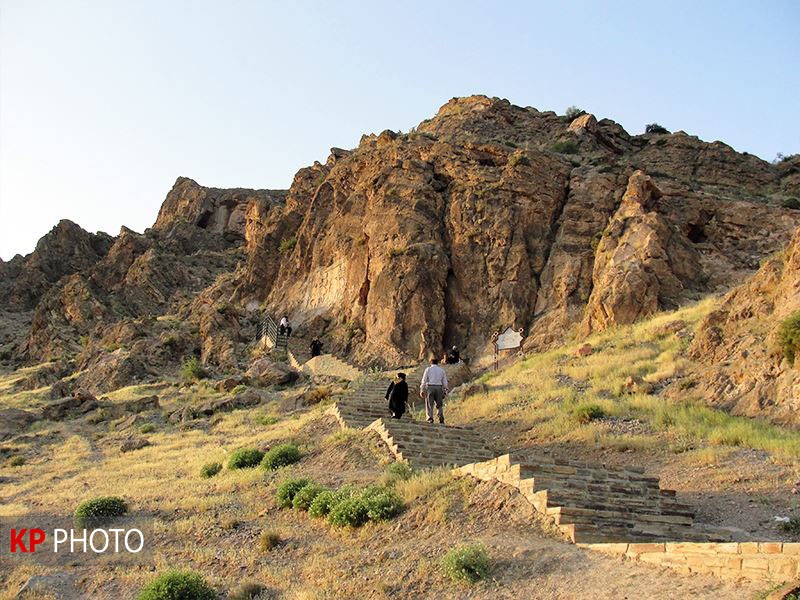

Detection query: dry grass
(449, 298), (800, 461)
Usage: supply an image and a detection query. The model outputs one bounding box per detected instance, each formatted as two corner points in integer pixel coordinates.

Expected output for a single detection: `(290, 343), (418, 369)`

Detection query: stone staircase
(458, 453), (728, 544)
(368, 418), (496, 469)
(329, 368), (424, 429)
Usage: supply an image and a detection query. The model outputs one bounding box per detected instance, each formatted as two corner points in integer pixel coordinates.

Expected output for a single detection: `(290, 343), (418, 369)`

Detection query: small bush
(259, 529), (282, 552)
(200, 461), (222, 479)
(292, 483), (327, 511)
(645, 123), (669, 134)
(308, 489), (341, 518)
(778, 311), (800, 366)
(380, 461), (413, 486)
(228, 448), (265, 470)
(565, 105), (584, 120)
(279, 237), (296, 254)
(328, 496), (370, 528)
(261, 443), (301, 470)
(783, 517), (800, 537)
(9, 456), (25, 467)
(74, 496), (128, 529)
(230, 582), (271, 600)
(255, 414), (278, 426)
(571, 402), (606, 424)
(136, 570), (215, 600)
(231, 384), (248, 394)
(360, 486), (404, 521)
(441, 543), (491, 583)
(139, 423), (156, 434)
(782, 197), (800, 210)
(276, 477), (312, 508)
(180, 356), (207, 381)
(551, 140), (580, 155)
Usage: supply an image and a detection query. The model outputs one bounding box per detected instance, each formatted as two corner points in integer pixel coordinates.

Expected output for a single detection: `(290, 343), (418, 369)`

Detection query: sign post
(492, 327), (524, 371)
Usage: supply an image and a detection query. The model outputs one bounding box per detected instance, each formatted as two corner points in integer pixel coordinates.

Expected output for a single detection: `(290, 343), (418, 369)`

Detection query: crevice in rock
(358, 235), (370, 307)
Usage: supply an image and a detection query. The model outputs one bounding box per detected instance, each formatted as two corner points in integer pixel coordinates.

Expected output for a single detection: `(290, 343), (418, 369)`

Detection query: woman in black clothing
(384, 372), (408, 419)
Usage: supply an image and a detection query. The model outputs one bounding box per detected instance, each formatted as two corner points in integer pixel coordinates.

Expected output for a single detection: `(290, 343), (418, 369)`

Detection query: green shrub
(441, 543), (491, 583)
(259, 530), (282, 552)
(276, 477), (312, 508)
(308, 489), (340, 518)
(231, 384), (248, 395)
(230, 582), (270, 600)
(571, 402), (606, 424)
(565, 105), (584, 120)
(279, 237), (296, 253)
(180, 356), (207, 381)
(645, 123), (669, 134)
(139, 423), (156, 434)
(200, 461), (222, 479)
(9, 456), (25, 467)
(778, 311), (800, 365)
(328, 496), (370, 528)
(360, 486), (404, 521)
(74, 496), (128, 529)
(292, 483), (327, 511)
(380, 461), (413, 486)
(136, 570), (215, 600)
(551, 140), (579, 155)
(261, 443), (301, 470)
(782, 197), (800, 210)
(228, 448), (265, 470)
(255, 414), (278, 426)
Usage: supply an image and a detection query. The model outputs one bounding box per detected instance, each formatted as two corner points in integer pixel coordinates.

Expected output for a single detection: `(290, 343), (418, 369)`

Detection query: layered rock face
(3, 95), (799, 391)
(686, 229), (800, 425)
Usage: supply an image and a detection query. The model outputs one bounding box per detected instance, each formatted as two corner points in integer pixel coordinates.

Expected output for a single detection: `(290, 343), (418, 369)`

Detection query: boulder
(567, 113), (598, 134)
(120, 437), (151, 453)
(656, 319), (687, 337)
(0, 409), (39, 440)
(246, 357), (298, 387)
(49, 380), (72, 399)
(575, 343), (593, 357)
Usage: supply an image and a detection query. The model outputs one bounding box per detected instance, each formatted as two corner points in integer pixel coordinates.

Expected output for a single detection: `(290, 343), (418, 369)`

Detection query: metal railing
(257, 314), (287, 351)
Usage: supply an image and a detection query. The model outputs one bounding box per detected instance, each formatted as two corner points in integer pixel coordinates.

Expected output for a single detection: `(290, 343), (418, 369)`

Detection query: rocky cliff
(2, 95), (799, 393)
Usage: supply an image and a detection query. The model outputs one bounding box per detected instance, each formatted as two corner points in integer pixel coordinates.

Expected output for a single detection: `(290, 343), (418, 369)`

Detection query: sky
(1, 1), (798, 259)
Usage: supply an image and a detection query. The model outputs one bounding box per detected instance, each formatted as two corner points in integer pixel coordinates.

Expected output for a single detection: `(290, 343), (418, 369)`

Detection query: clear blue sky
(1, 0), (798, 259)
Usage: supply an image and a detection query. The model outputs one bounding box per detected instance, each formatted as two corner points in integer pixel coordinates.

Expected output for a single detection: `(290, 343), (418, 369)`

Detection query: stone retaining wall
(584, 541), (800, 582)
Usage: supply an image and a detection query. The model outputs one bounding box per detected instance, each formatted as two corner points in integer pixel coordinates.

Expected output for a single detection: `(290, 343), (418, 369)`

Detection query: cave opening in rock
(687, 223), (707, 244)
(197, 211), (212, 229)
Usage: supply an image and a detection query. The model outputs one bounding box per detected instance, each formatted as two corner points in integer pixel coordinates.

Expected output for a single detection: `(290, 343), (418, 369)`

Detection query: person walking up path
(420, 357), (448, 424)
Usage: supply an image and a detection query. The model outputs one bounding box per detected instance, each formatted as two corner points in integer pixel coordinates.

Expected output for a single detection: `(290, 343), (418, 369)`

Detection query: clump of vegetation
(508, 152), (530, 167)
(279, 237), (296, 254)
(551, 140), (580, 155)
(139, 423), (156, 434)
(261, 443), (301, 470)
(284, 480), (404, 527)
(388, 247), (407, 258)
(782, 517), (800, 537)
(230, 582), (270, 600)
(276, 477), (312, 508)
(781, 197), (800, 210)
(200, 461), (222, 479)
(74, 496), (128, 529)
(136, 570), (215, 600)
(8, 456), (26, 467)
(777, 311), (800, 366)
(441, 543), (491, 583)
(231, 384), (248, 395)
(228, 448), (265, 470)
(259, 530), (282, 552)
(645, 123), (669, 134)
(180, 356), (207, 381)
(308, 488), (351, 518)
(564, 105), (584, 120)
(571, 402), (606, 424)
(302, 386), (331, 405)
(255, 414), (278, 426)
(292, 483), (327, 511)
(328, 496), (370, 528)
(380, 461), (413, 486)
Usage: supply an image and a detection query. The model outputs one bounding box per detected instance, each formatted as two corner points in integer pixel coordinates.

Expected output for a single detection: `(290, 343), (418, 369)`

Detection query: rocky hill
(1, 95), (799, 398)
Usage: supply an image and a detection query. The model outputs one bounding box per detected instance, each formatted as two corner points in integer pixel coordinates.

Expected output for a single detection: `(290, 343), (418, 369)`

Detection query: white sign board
(495, 327), (523, 350)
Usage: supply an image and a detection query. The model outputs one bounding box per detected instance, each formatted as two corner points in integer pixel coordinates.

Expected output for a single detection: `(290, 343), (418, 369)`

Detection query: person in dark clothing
(310, 337), (323, 357)
(446, 345), (460, 364)
(384, 372), (408, 419)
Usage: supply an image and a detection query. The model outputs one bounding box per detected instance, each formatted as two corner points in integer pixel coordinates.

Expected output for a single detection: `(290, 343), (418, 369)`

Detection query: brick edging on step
(582, 541), (800, 582)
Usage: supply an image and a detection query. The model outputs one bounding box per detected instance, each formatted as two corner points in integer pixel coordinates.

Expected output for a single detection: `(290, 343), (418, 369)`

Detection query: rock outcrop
(684, 227), (800, 425)
(3, 95), (799, 389)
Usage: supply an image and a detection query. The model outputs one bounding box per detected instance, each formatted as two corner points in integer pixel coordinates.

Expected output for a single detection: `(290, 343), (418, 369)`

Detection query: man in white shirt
(420, 357), (449, 424)
(278, 315), (292, 337)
